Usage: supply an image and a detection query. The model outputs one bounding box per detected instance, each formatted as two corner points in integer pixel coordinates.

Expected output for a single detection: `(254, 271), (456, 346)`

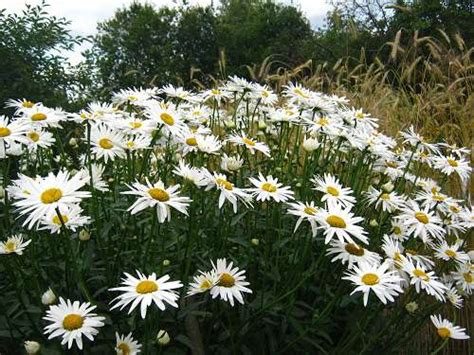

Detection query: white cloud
(3, 0), (331, 64)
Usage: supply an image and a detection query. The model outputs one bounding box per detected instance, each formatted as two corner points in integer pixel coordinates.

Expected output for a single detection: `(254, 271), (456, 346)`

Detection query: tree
(0, 1), (83, 114)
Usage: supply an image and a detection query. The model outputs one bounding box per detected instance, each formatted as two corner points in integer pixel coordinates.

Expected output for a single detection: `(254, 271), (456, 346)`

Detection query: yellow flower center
(318, 117), (329, 126)
(218, 273), (235, 287)
(345, 243), (365, 256)
(52, 215), (69, 225)
(200, 279), (213, 290)
(413, 268), (430, 281)
(405, 249), (417, 255)
(62, 314), (84, 331)
(128, 95), (138, 102)
(242, 137), (255, 146)
(433, 194), (445, 202)
(186, 137), (198, 146)
(463, 272), (473, 283)
(449, 205), (461, 213)
(160, 113), (175, 126)
(361, 273), (379, 286)
(22, 100), (34, 108)
(304, 206), (317, 216)
(31, 113), (47, 121)
(117, 342), (131, 355)
(386, 161), (398, 168)
(4, 241), (16, 253)
(380, 193), (390, 201)
(445, 250), (456, 258)
(447, 158), (458, 167)
(326, 215), (346, 228)
(415, 212), (429, 224)
(211, 89), (221, 95)
(99, 138), (114, 149)
(216, 178), (233, 191)
(0, 127), (11, 137)
(130, 121), (142, 129)
(28, 131), (40, 142)
(437, 327), (451, 339)
(261, 182), (277, 193)
(355, 112), (365, 119)
(393, 226), (402, 235)
(40, 188), (63, 204)
(326, 186), (340, 197)
(148, 188), (170, 202)
(136, 280), (158, 294)
(126, 141), (135, 148)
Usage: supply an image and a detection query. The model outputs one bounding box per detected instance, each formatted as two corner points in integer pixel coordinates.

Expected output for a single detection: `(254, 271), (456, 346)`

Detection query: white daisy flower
(20, 105), (65, 128)
(220, 153), (244, 172)
(25, 129), (55, 151)
(10, 171), (91, 229)
(315, 202), (368, 245)
(122, 180), (191, 223)
(78, 163), (109, 192)
(445, 284), (463, 309)
(43, 297), (105, 350)
(227, 133), (270, 157)
(430, 315), (470, 340)
(5, 98), (36, 113)
(115, 332), (142, 354)
(110, 271), (183, 319)
(0, 115), (28, 157)
(397, 201), (445, 243)
(433, 154), (472, 182)
(312, 174), (356, 208)
(286, 201), (319, 237)
(434, 240), (470, 264)
(0, 235), (31, 255)
(145, 102), (186, 137)
(365, 186), (405, 213)
(458, 206), (474, 229)
(343, 261), (403, 306)
(112, 87), (156, 106)
(327, 240), (381, 269)
(187, 271), (218, 296)
(452, 263), (473, 294)
(248, 173), (294, 203)
(210, 258), (252, 307)
(124, 135), (152, 152)
(204, 172), (251, 213)
(402, 258), (447, 301)
(40, 204), (90, 234)
(172, 160), (207, 187)
(89, 124), (126, 163)
(283, 82), (312, 105)
(195, 134), (222, 155)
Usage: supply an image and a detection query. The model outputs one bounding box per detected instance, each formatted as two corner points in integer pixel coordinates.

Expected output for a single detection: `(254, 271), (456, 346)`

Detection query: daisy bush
(0, 79), (472, 353)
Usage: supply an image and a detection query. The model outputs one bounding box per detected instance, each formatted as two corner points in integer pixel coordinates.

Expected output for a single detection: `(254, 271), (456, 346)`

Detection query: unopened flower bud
(79, 230), (90, 241)
(24, 341), (40, 354)
(156, 330), (170, 345)
(41, 288), (56, 305)
(69, 138), (78, 147)
(258, 120), (267, 130)
(405, 301), (419, 313)
(382, 182), (394, 193)
(302, 137), (320, 152)
(251, 238), (259, 246)
(369, 219), (378, 227)
(163, 259), (170, 266)
(0, 186), (4, 199)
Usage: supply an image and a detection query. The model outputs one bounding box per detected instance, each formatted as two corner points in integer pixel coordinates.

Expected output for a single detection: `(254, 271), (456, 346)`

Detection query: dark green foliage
(0, 1), (84, 114)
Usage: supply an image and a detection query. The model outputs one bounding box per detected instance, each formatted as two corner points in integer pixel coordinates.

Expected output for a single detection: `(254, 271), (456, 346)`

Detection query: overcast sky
(2, 0), (332, 64)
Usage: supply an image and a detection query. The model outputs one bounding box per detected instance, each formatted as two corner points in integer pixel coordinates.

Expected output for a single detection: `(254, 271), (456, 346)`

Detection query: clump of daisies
(1, 78), (472, 353)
